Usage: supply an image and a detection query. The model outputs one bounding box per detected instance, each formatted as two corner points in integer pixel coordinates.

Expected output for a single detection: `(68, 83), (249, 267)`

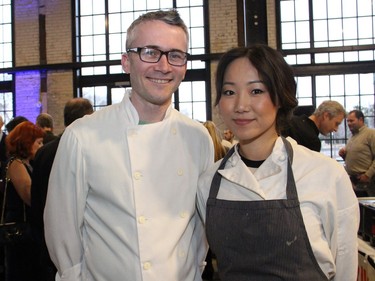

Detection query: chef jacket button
(180, 212), (188, 218)
(143, 262), (151, 270)
(128, 129), (137, 136)
(138, 216), (146, 224)
(134, 172), (142, 180)
(177, 169), (183, 176)
(279, 155), (286, 161)
(178, 250), (186, 257)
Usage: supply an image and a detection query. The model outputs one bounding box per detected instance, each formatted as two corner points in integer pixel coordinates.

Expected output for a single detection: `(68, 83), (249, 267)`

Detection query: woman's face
(218, 57), (278, 145)
(30, 137), (43, 159)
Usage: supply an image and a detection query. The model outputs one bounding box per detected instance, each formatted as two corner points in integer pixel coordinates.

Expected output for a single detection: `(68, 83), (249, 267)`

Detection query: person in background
(339, 109), (375, 197)
(197, 45), (359, 281)
(222, 129), (237, 150)
(36, 113), (58, 144)
(31, 98), (94, 281)
(203, 121), (227, 160)
(44, 10), (214, 281)
(282, 100), (346, 151)
(4, 121), (44, 281)
(5, 116), (28, 133)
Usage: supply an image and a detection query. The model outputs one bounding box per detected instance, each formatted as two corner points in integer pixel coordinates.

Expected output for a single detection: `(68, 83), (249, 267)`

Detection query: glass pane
(296, 77), (312, 98)
(80, 0), (93, 16)
(314, 20), (328, 42)
(316, 76), (330, 96)
(108, 0), (121, 13)
(80, 17), (93, 35)
(93, 35), (106, 54)
(111, 87), (126, 104)
(343, 18), (357, 40)
(134, 0), (147, 10)
(358, 0), (372, 16)
(327, 0), (342, 18)
(281, 22), (296, 43)
(328, 19), (343, 41)
(344, 74), (359, 95)
(192, 81), (205, 101)
(81, 36), (94, 55)
(295, 0), (309, 21)
(280, 0), (295, 22)
(147, 0), (160, 10)
(93, 15), (106, 34)
(191, 28), (204, 49)
(360, 73), (374, 95)
(179, 82), (193, 102)
(190, 7), (204, 26)
(358, 17), (373, 39)
(193, 102), (206, 121)
(179, 102), (192, 118)
(295, 21), (310, 42)
(313, 0), (327, 19)
(342, 0), (357, 17)
(109, 13), (121, 33)
(109, 34), (122, 54)
(330, 75), (345, 96)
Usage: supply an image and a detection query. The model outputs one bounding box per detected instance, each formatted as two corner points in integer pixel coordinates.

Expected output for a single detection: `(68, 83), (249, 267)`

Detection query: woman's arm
(7, 159), (31, 206)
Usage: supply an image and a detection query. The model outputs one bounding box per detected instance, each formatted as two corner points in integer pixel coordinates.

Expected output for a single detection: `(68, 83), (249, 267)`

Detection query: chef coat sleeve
(44, 128), (87, 281)
(332, 171), (359, 281)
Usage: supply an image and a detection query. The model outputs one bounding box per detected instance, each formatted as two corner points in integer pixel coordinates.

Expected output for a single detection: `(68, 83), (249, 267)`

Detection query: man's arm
(44, 129), (86, 280)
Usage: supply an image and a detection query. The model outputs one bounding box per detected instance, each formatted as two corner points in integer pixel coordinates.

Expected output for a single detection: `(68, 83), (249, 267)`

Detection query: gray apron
(206, 138), (329, 281)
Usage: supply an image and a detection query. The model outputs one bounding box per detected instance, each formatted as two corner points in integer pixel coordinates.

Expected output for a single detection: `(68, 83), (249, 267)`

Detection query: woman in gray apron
(197, 45), (359, 281)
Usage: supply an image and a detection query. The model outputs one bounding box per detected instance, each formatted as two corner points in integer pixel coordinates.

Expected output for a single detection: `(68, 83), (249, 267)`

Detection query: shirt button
(178, 250), (186, 257)
(143, 262), (151, 270)
(177, 169), (183, 176)
(180, 212), (188, 218)
(138, 216), (146, 224)
(134, 172), (142, 180)
(279, 155), (286, 161)
(171, 128), (177, 135)
(128, 129), (137, 136)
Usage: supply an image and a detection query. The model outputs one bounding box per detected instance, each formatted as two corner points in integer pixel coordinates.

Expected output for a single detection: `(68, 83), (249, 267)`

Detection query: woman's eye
(251, 89), (264, 95)
(222, 90), (235, 96)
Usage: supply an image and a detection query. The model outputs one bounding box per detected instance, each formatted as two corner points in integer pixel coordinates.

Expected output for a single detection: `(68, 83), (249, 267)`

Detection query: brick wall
(13, 0), (73, 134)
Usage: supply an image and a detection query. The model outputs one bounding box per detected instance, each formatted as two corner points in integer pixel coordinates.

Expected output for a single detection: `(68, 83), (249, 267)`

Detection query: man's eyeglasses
(126, 47), (189, 67)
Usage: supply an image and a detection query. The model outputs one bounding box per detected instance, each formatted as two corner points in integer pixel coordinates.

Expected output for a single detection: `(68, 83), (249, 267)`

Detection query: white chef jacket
(197, 137), (359, 281)
(44, 91), (214, 281)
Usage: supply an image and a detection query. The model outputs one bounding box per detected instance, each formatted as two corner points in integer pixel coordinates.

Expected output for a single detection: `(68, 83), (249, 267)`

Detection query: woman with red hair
(4, 120), (44, 281)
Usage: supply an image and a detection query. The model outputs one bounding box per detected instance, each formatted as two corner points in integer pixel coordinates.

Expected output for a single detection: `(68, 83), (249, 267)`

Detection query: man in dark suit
(31, 98), (93, 281)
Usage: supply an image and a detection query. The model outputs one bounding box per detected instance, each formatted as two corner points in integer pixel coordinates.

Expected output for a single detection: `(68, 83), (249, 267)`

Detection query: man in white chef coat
(44, 9), (214, 281)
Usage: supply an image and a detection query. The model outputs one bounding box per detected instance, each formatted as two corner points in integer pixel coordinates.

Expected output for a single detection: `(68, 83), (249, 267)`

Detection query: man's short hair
(313, 100), (346, 119)
(64, 98), (94, 127)
(36, 113), (54, 129)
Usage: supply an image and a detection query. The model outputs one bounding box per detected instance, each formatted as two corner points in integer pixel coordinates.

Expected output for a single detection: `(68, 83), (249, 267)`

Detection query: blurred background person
(339, 110), (375, 197)
(282, 100), (346, 152)
(36, 113), (57, 144)
(5, 116), (28, 134)
(203, 121), (227, 160)
(4, 121), (44, 281)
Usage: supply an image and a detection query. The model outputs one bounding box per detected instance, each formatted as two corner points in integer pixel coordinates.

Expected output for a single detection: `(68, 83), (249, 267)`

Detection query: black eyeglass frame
(126, 47), (189, 66)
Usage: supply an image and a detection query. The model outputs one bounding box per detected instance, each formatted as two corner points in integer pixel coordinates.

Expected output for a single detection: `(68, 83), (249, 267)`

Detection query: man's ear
(121, 53), (130, 74)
